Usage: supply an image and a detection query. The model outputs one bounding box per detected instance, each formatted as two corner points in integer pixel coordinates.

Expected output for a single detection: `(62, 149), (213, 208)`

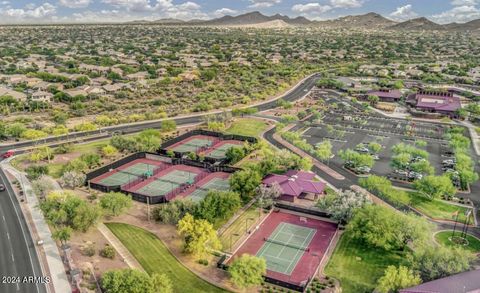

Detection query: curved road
(0, 73), (322, 292)
(0, 73), (321, 155)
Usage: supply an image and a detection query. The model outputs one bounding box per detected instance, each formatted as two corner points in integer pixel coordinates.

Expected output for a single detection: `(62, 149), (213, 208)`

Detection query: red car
(2, 150), (14, 158)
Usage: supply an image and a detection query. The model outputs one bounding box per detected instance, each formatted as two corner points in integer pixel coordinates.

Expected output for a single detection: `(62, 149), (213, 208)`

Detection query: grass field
(325, 232), (405, 293)
(226, 118), (269, 138)
(219, 204), (261, 251)
(408, 192), (473, 223)
(105, 222), (228, 293)
(435, 231), (480, 253)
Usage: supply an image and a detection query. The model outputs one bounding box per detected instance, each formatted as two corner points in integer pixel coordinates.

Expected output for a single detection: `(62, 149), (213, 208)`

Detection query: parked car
(408, 172), (423, 180)
(394, 169), (409, 176)
(356, 166), (371, 173)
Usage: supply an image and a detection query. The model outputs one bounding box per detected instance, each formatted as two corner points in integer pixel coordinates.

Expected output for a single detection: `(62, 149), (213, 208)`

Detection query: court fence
(159, 129), (258, 163)
(217, 255), (307, 292)
(86, 152), (241, 204)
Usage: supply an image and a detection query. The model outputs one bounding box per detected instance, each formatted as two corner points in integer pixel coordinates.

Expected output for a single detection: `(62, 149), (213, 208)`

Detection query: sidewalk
(458, 120), (480, 156)
(97, 223), (145, 272)
(1, 161), (71, 293)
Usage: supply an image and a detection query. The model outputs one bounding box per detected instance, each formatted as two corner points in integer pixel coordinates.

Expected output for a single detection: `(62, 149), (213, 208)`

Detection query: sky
(0, 0), (479, 24)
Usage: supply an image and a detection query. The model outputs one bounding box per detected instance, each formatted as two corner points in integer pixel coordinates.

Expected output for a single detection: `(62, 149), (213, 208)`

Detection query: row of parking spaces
(302, 126), (451, 179)
(318, 112), (446, 140)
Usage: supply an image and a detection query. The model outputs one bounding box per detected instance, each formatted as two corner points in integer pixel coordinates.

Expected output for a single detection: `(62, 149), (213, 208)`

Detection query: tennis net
(117, 169), (143, 178)
(263, 237), (310, 252)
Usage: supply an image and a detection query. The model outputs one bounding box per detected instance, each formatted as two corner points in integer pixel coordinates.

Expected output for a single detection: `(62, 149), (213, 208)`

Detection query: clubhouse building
(407, 90), (461, 117)
(366, 88), (403, 102)
(262, 170), (326, 203)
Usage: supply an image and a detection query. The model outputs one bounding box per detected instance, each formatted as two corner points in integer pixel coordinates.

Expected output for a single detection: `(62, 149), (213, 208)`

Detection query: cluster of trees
(40, 191), (132, 245)
(339, 149), (374, 170)
(317, 189), (370, 223)
(346, 204), (474, 292)
(153, 190), (241, 227)
(40, 191), (102, 244)
(101, 269), (172, 293)
(111, 129), (163, 153)
(281, 131), (335, 164)
(445, 127), (478, 189)
(359, 175), (410, 207)
(316, 78), (345, 89)
(225, 141), (258, 165)
(391, 143), (433, 175)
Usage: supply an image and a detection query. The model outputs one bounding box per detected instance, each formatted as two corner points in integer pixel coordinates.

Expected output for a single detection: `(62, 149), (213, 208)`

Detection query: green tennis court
(171, 138), (213, 153)
(100, 163), (158, 186)
(256, 222), (316, 275)
(206, 143), (241, 159)
(136, 170), (198, 196)
(187, 177), (230, 202)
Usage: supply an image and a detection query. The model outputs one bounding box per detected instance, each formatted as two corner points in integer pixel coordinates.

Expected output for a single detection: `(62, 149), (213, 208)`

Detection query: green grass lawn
(218, 204), (261, 251)
(325, 232), (405, 293)
(408, 192), (473, 223)
(226, 118), (269, 138)
(435, 231), (480, 253)
(105, 222), (228, 293)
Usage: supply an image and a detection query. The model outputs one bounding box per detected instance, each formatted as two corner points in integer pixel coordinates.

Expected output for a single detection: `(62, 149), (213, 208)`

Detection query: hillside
(201, 11), (310, 26)
(315, 12), (396, 29)
(389, 17), (444, 31)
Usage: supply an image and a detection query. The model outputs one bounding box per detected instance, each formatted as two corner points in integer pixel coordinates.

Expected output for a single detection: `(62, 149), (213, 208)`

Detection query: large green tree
(376, 266), (421, 293)
(177, 213), (221, 258)
(413, 175), (456, 200)
(229, 169), (262, 200)
(409, 245), (474, 282)
(101, 269), (172, 293)
(100, 192), (133, 216)
(229, 254), (267, 289)
(347, 205), (431, 251)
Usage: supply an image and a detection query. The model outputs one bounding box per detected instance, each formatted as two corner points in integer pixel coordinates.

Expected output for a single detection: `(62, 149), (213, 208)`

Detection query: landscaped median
(105, 222), (229, 293)
(434, 230), (480, 253)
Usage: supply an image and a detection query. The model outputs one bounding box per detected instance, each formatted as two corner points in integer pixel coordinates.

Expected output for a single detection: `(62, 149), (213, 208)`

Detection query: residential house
(31, 91), (53, 103)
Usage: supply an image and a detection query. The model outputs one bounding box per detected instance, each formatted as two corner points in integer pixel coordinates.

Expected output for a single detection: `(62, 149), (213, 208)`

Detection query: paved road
(0, 73), (321, 155)
(0, 72), (322, 291)
(0, 169), (47, 293)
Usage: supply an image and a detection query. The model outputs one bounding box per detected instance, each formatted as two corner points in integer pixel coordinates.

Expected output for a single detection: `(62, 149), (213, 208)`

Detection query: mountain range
(136, 11), (480, 32)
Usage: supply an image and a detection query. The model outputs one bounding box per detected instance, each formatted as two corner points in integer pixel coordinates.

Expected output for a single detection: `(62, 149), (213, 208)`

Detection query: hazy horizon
(0, 0), (478, 25)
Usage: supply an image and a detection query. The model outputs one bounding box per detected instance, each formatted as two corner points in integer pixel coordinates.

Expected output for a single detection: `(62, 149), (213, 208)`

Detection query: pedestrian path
(97, 222), (145, 272)
(1, 161), (71, 293)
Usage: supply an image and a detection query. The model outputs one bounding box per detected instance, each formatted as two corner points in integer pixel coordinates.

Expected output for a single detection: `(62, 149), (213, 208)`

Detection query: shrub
(100, 244), (116, 259)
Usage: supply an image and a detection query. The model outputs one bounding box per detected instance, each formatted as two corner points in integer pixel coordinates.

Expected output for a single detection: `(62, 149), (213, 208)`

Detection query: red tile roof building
(407, 90), (461, 117)
(262, 170), (326, 202)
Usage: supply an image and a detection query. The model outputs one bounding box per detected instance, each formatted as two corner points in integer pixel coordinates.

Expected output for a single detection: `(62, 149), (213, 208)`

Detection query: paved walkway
(1, 160), (71, 293)
(97, 223), (145, 272)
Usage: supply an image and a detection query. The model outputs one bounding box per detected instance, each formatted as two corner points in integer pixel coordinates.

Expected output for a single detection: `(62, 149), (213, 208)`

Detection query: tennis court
(170, 138), (214, 153)
(257, 222), (316, 275)
(100, 162), (159, 186)
(135, 170), (198, 196)
(206, 142), (242, 159)
(187, 177), (231, 202)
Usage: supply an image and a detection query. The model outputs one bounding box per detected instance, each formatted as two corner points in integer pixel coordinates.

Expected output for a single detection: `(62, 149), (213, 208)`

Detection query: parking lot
(302, 122), (452, 181)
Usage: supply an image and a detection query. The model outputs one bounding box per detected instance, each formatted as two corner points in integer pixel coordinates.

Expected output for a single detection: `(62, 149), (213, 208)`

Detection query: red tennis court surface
(230, 211), (337, 286)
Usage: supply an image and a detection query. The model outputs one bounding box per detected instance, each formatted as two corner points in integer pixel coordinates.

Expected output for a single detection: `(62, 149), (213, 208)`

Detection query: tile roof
(262, 170), (325, 197)
(400, 269), (480, 293)
(410, 91), (461, 112)
(367, 89), (403, 99)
